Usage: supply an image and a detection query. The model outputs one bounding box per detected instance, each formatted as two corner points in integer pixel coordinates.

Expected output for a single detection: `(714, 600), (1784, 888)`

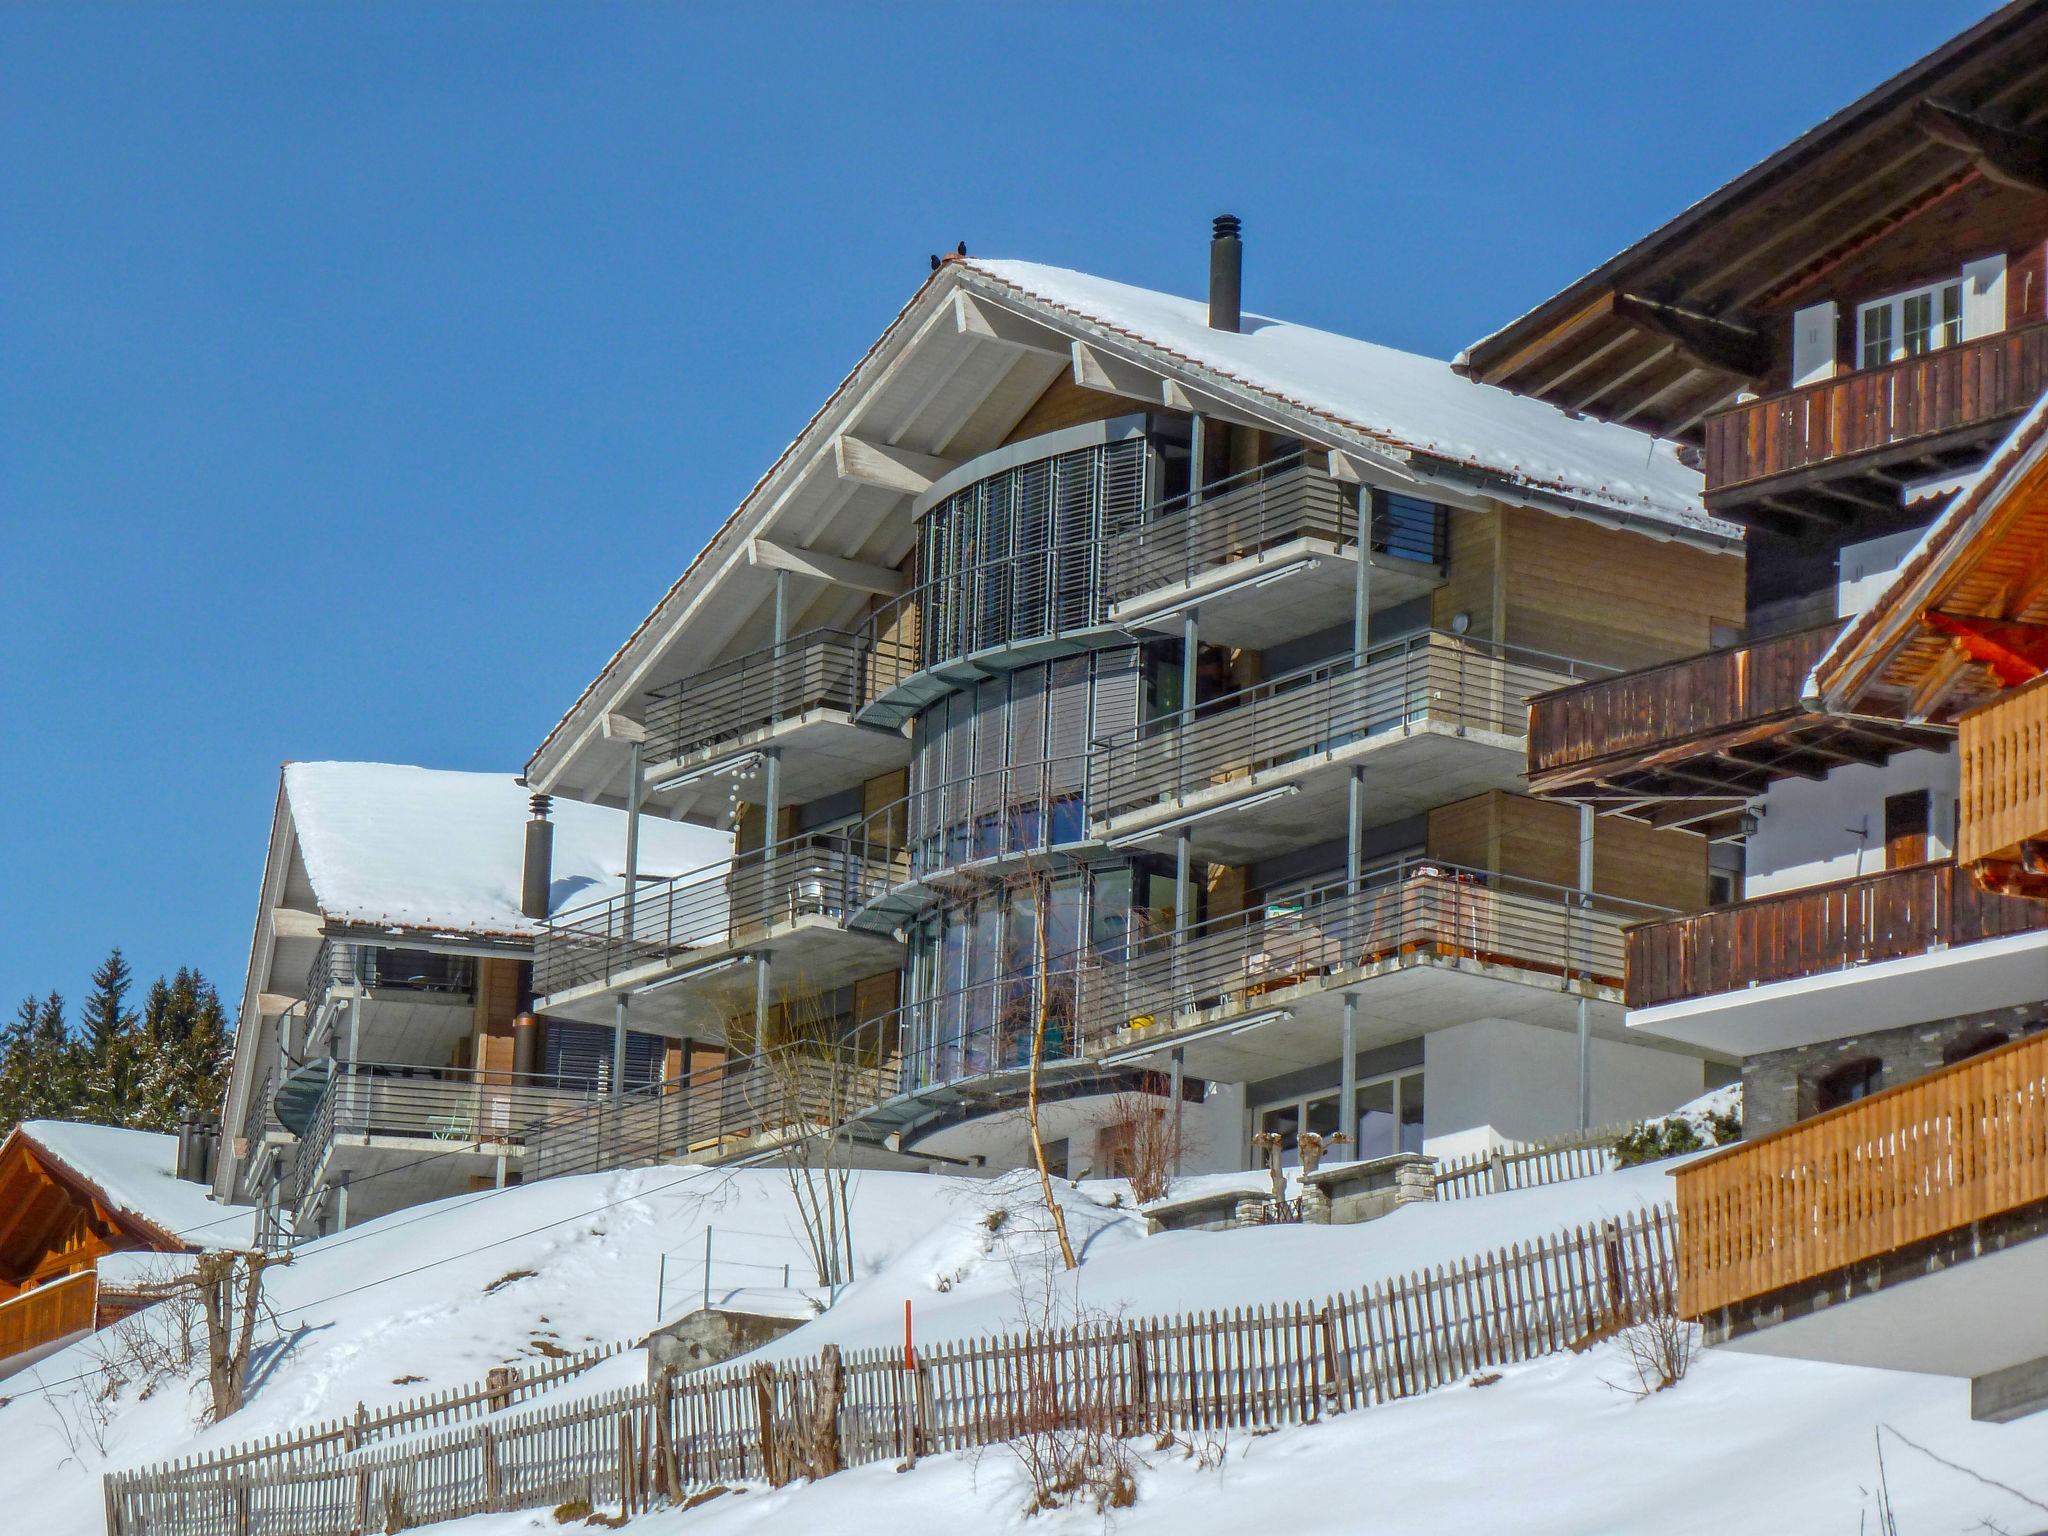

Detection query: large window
(1858, 278), (1963, 370)
(1252, 1068), (1424, 1167)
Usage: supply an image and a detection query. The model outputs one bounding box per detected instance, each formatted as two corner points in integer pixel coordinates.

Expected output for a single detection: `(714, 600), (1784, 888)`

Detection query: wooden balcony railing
(1527, 622), (1842, 781)
(1626, 858), (2048, 1010)
(0, 1270), (98, 1364)
(1959, 671), (2048, 867)
(1703, 321), (2048, 495)
(1673, 1028), (2048, 1318)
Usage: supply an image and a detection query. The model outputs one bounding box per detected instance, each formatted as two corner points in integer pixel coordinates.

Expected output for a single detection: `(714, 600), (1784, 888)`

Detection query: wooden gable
(0, 1130), (184, 1301)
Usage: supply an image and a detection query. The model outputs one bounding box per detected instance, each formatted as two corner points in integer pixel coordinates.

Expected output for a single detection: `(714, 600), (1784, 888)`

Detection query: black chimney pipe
(522, 792), (554, 920)
(1208, 214), (1242, 333)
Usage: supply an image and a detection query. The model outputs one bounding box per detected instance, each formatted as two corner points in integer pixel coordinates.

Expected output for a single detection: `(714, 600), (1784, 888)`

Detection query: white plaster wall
(1421, 1018), (1706, 1148)
(1836, 525), (1928, 620)
(1744, 747), (1957, 898)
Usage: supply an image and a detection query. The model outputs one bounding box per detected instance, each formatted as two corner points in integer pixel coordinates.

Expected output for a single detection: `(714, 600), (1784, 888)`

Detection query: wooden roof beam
(830, 435), (956, 497)
(1612, 293), (1771, 380)
(1914, 98), (2048, 193)
(951, 291), (1070, 356)
(749, 536), (908, 597)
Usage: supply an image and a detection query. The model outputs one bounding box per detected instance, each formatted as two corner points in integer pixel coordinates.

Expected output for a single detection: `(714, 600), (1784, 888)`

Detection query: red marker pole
(904, 1298), (914, 1370)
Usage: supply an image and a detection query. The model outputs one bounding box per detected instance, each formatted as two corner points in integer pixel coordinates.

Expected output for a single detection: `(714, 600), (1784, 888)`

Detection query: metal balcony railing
(534, 833), (909, 1000)
(291, 1061), (604, 1204)
(1083, 859), (1661, 1037)
(1101, 453), (1446, 605)
(1088, 632), (1606, 827)
(642, 628), (864, 766)
(304, 939), (476, 1038)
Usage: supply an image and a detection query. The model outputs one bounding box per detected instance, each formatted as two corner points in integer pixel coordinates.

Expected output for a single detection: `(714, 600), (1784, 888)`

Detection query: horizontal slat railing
(1673, 1030), (2048, 1318)
(1526, 622), (1843, 779)
(1625, 858), (2048, 1010)
(1089, 633), (1602, 827)
(1085, 861), (1659, 1038)
(0, 1270), (97, 1365)
(1703, 320), (2048, 493)
(535, 834), (908, 1000)
(1098, 455), (1447, 606)
(106, 1207), (1677, 1536)
(1958, 671), (2048, 867)
(642, 629), (864, 767)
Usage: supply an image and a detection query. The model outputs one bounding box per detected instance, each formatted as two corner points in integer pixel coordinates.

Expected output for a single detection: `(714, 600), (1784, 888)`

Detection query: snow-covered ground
(10, 1146), (2048, 1534)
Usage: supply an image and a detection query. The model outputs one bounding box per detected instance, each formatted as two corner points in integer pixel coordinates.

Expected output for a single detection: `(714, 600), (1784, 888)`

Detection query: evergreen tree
(130, 968), (232, 1131)
(0, 992), (83, 1136)
(79, 947), (139, 1125)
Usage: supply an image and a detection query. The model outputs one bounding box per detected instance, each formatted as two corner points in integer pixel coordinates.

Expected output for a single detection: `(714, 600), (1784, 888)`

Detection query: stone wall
(1742, 1002), (2048, 1137)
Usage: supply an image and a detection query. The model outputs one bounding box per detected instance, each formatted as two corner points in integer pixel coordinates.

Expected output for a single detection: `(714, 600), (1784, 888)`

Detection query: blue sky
(0, 1), (1990, 1017)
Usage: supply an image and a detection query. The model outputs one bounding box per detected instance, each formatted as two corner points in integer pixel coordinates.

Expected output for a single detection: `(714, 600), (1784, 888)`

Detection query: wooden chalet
(0, 1121), (249, 1375)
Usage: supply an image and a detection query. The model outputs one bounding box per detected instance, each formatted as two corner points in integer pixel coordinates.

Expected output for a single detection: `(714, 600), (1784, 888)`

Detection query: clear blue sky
(0, 2), (1990, 1018)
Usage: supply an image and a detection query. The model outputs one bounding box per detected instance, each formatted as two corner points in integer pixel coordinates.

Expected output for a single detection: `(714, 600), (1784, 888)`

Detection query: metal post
(657, 1253), (666, 1322)
(334, 1173), (350, 1235)
(344, 998), (359, 1067)
(1340, 994), (1358, 1149)
(616, 736), (643, 1105)
(1353, 484), (1373, 665)
(756, 745), (782, 1036)
(703, 1226), (713, 1314)
(1170, 1045), (1185, 1178)
(1176, 604), (1198, 960)
(1577, 800), (1595, 1132)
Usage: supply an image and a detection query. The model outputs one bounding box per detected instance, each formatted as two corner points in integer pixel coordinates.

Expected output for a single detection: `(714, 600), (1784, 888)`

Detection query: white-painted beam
(1071, 340), (1164, 403)
(749, 538), (907, 596)
(270, 907), (324, 941)
(953, 291), (1069, 356)
(832, 434), (957, 496)
(603, 712), (649, 745)
(257, 992), (301, 1018)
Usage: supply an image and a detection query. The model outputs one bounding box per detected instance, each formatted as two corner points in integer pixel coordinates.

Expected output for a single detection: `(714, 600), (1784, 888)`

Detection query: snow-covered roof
(12, 1121), (256, 1250)
(966, 259), (1726, 536)
(283, 762), (731, 940)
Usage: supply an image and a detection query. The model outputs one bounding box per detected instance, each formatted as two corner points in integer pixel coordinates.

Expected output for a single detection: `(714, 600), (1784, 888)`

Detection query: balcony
(0, 1271), (96, 1376)
(533, 834), (909, 1028)
(1673, 1030), (2048, 1413)
(1625, 860), (2048, 1056)
(303, 940), (479, 1054)
(1089, 632), (1602, 865)
(1100, 455), (1445, 649)
(1085, 860), (1659, 1081)
(1958, 671), (2048, 871)
(639, 629), (911, 817)
(1525, 622), (1948, 839)
(1702, 321), (2048, 518)
(288, 1061), (602, 1219)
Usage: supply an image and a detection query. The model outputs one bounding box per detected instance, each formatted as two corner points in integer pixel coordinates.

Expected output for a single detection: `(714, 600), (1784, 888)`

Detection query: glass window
(1354, 1080), (1397, 1160)
(1859, 274), (1973, 369)
(1399, 1070), (1425, 1153)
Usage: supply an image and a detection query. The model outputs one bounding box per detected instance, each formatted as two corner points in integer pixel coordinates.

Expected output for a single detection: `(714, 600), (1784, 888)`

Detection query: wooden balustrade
(1673, 1029), (2048, 1318)
(1959, 671), (2048, 867)
(1626, 858), (2048, 1010)
(1527, 623), (1841, 780)
(1703, 321), (2048, 496)
(0, 1269), (98, 1365)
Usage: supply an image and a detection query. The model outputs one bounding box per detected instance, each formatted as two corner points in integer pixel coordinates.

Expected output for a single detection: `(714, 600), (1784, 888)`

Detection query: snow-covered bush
(1612, 1084), (1742, 1168)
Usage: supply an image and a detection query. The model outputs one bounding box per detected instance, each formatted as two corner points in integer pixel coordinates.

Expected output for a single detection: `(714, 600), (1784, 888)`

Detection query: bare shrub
(1102, 1080), (1194, 1206)
(1605, 1310), (1698, 1398)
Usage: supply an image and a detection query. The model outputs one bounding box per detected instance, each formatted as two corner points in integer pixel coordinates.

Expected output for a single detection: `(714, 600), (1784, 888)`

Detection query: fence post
(481, 1426), (501, 1513)
(753, 1364), (781, 1487)
(1317, 1305), (1345, 1414)
(816, 1343), (846, 1477)
(1128, 1327), (1150, 1434)
(1603, 1219), (1627, 1325)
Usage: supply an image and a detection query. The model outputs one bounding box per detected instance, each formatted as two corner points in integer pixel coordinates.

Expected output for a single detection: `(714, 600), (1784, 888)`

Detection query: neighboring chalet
(519, 222), (1743, 1183)
(1466, 0), (2048, 1418)
(212, 762), (726, 1240)
(0, 1120), (254, 1378)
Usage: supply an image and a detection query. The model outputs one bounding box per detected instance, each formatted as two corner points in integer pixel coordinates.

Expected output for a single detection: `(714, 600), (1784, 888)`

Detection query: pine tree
(0, 992), (83, 1136)
(131, 968), (232, 1131)
(79, 948), (139, 1126)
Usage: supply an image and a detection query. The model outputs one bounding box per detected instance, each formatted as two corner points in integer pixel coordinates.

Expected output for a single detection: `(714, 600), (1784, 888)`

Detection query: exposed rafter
(1914, 97), (2048, 193)
(1611, 293), (1771, 379)
(748, 536), (907, 597)
(830, 434), (957, 497)
(951, 290), (1069, 356)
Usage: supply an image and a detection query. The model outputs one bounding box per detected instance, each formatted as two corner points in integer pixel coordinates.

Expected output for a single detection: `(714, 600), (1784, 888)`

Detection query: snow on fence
(1431, 1122), (1632, 1201)
(105, 1207), (1677, 1536)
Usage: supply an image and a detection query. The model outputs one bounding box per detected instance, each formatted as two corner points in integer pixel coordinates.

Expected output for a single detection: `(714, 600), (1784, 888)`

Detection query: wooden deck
(1673, 1029), (2048, 1319)
(0, 1269), (96, 1367)
(1625, 858), (2048, 1011)
(1959, 671), (2048, 868)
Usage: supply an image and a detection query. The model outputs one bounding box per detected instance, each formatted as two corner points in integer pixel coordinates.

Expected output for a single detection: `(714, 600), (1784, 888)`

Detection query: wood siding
(1497, 506), (1742, 673)
(1626, 858), (2048, 1010)
(1000, 372), (1153, 445)
(1426, 791), (1708, 912)
(1958, 671), (2048, 866)
(1673, 1029), (2048, 1319)
(1429, 506), (1500, 643)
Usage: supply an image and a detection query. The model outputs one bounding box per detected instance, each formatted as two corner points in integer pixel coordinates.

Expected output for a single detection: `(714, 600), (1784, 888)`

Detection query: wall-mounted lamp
(1449, 611), (1471, 636)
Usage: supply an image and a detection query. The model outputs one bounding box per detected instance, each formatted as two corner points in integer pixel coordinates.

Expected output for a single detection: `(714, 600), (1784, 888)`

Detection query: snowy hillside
(12, 1150), (2048, 1534)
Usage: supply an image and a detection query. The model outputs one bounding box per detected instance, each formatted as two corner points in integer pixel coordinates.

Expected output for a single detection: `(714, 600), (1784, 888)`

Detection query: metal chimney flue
(1208, 214), (1242, 333)
(522, 793), (554, 920)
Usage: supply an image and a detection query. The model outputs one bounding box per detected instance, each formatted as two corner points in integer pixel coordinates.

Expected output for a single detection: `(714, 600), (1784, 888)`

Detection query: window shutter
(1790, 301), (1837, 387)
(1961, 253), (2007, 340)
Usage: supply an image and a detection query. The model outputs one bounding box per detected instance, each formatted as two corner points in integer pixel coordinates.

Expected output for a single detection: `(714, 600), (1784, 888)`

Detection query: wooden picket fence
(1432, 1122), (1633, 1201)
(105, 1206), (1677, 1536)
(103, 1339), (627, 1491)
